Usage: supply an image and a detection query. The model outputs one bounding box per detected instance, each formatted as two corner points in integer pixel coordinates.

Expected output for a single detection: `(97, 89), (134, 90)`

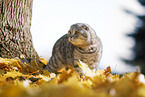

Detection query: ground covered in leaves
(0, 58), (145, 97)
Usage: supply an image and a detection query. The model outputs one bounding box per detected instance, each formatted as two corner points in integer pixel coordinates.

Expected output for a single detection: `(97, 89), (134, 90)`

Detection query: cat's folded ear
(82, 25), (89, 30)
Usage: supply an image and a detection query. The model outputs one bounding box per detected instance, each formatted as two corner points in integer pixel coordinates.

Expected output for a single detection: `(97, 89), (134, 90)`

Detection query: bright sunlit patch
(23, 80), (31, 87)
(138, 74), (145, 85)
(38, 74), (51, 81)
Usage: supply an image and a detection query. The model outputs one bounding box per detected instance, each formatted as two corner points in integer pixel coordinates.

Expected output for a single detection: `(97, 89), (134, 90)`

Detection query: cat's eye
(68, 31), (71, 35)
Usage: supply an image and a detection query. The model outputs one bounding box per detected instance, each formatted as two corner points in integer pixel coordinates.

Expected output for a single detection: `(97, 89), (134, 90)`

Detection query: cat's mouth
(68, 37), (89, 48)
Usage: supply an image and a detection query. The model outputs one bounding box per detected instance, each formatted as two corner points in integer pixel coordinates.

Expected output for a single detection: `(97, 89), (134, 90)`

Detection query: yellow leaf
(78, 60), (96, 78)
(4, 70), (23, 78)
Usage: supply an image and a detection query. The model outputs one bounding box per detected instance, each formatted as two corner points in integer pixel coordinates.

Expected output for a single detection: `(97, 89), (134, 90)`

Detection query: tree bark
(0, 0), (39, 59)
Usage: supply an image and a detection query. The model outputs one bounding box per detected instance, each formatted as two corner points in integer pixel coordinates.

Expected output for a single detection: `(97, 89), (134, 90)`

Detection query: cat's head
(68, 23), (95, 48)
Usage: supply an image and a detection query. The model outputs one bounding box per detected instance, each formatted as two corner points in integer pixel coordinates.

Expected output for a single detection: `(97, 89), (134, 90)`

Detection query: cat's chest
(73, 46), (98, 64)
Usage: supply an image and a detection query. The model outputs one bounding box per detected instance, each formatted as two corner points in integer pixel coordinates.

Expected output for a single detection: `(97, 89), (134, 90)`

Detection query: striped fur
(45, 23), (102, 73)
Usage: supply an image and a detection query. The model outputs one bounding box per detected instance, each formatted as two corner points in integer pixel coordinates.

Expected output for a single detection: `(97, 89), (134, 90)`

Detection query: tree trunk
(0, 0), (39, 60)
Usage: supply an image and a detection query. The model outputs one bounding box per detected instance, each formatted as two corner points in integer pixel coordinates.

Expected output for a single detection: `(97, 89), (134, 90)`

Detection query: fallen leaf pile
(0, 58), (145, 97)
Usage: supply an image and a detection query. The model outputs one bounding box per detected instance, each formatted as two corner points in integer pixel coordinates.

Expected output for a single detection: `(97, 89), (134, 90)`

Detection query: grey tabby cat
(45, 23), (102, 73)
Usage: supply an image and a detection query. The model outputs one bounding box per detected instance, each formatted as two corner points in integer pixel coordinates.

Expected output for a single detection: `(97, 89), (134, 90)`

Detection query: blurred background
(31, 0), (145, 74)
